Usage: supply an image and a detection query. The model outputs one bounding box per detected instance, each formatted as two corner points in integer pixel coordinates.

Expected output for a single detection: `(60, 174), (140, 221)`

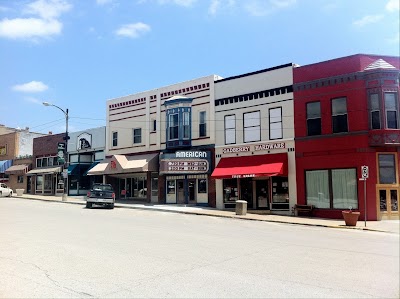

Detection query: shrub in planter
(342, 206), (360, 226)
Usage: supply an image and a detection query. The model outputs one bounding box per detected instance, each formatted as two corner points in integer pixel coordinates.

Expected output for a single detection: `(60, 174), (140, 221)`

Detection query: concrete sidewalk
(10, 194), (400, 234)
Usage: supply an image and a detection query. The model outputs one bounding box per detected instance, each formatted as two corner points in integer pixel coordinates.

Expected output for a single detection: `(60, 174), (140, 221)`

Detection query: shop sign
(254, 142), (285, 151)
(57, 143), (65, 164)
(222, 146), (250, 154)
(232, 174), (256, 178)
(77, 132), (92, 150)
(160, 151), (211, 174)
(110, 160), (117, 169)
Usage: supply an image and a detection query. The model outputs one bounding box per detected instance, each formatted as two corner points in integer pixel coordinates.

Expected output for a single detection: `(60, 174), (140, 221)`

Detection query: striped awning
(5, 164), (30, 175)
(0, 160), (12, 173)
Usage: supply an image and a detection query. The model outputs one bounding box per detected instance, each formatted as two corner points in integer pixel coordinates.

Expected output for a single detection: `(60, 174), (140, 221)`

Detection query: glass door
(378, 188), (399, 220)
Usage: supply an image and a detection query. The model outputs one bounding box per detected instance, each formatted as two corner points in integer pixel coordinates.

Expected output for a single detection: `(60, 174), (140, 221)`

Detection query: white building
(212, 63), (297, 214)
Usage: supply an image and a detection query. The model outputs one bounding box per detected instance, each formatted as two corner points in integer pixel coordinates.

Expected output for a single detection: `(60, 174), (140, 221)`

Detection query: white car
(0, 183), (13, 197)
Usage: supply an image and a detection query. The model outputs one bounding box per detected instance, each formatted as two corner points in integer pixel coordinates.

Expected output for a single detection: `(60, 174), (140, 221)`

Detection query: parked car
(0, 183), (13, 197)
(86, 183), (115, 209)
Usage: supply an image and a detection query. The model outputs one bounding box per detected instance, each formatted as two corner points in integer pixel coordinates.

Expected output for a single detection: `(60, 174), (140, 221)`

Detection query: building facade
(294, 54), (400, 220)
(26, 133), (66, 195)
(212, 64), (297, 214)
(0, 127), (46, 191)
(88, 75), (222, 206)
(67, 126), (106, 195)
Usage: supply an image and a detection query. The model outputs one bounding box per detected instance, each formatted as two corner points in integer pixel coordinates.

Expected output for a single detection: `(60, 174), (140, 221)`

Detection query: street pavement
(9, 193), (399, 234)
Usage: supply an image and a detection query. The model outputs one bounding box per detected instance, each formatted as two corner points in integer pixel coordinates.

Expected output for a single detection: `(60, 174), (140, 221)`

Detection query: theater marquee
(160, 151), (211, 174)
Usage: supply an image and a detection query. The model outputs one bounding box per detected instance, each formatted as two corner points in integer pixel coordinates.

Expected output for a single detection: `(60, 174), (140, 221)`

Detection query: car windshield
(92, 185), (113, 192)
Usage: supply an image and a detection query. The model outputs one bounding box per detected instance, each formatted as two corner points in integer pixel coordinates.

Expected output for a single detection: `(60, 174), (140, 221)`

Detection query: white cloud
(96, 0), (114, 5)
(24, 0), (71, 19)
(158, 0), (197, 6)
(208, 0), (235, 16)
(244, 0), (296, 17)
(115, 22), (151, 38)
(353, 15), (384, 27)
(0, 0), (71, 40)
(12, 81), (49, 93)
(0, 18), (62, 39)
(386, 0), (399, 12)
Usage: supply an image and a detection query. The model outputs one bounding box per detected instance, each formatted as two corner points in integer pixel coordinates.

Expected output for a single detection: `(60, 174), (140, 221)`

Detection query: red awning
(211, 153), (288, 179)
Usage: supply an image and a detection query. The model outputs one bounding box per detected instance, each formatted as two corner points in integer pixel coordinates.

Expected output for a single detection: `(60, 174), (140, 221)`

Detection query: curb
(13, 196), (395, 234)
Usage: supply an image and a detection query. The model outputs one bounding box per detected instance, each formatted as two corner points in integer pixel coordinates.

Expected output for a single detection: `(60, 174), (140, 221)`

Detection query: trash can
(235, 200), (247, 215)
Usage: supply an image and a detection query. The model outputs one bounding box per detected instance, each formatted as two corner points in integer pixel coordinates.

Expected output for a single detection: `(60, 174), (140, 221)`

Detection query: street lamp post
(43, 102), (69, 201)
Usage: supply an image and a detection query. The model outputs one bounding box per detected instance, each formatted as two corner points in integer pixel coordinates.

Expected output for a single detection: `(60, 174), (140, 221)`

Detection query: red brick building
(27, 133), (66, 195)
(294, 54), (400, 220)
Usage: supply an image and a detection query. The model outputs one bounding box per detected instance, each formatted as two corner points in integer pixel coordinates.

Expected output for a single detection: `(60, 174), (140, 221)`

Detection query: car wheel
(0, 191), (2, 197)
(86, 202), (92, 209)
(8, 191), (12, 197)
(108, 203), (114, 209)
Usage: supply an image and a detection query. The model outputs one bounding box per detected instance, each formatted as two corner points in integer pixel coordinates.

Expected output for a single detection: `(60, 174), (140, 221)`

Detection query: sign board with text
(160, 151), (211, 175)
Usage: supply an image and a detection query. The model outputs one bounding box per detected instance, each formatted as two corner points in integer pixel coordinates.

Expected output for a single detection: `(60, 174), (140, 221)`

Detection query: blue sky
(0, 0), (399, 135)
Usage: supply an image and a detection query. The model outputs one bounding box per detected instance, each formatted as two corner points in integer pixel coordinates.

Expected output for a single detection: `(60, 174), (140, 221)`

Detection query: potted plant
(342, 206), (360, 226)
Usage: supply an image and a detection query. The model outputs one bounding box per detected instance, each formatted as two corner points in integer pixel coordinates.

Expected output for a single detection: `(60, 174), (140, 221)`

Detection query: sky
(0, 0), (399, 135)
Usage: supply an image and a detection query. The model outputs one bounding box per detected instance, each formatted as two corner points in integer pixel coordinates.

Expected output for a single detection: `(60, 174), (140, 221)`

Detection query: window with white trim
(243, 111), (260, 143)
(307, 101), (321, 135)
(225, 115), (236, 144)
(133, 128), (142, 144)
(169, 114), (179, 140)
(112, 131), (118, 147)
(385, 93), (398, 129)
(199, 111), (206, 137)
(269, 107), (282, 139)
(332, 97), (348, 133)
(183, 112), (190, 139)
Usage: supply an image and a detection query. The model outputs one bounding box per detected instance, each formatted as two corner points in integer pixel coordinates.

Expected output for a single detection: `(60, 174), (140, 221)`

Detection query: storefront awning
(0, 160), (12, 173)
(67, 164), (80, 175)
(83, 161), (100, 176)
(211, 153), (288, 179)
(26, 166), (62, 175)
(87, 153), (159, 176)
(5, 164), (30, 175)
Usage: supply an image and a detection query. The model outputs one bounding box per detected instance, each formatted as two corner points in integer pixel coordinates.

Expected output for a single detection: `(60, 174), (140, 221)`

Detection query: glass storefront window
(223, 179), (238, 203)
(36, 175), (43, 190)
(167, 180), (175, 194)
(271, 176), (289, 210)
(198, 179), (207, 193)
(151, 173), (158, 197)
(379, 154), (396, 184)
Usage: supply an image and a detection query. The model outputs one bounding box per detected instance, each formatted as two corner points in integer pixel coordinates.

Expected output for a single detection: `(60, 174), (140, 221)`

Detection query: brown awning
(5, 164), (30, 175)
(87, 153), (159, 176)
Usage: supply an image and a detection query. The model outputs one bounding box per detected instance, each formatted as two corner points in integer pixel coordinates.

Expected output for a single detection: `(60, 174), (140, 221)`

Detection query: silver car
(0, 183), (13, 197)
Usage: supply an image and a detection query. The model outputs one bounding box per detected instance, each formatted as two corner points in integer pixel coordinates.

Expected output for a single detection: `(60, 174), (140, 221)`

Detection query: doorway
(177, 179), (196, 204)
(256, 180), (269, 209)
(378, 188), (399, 220)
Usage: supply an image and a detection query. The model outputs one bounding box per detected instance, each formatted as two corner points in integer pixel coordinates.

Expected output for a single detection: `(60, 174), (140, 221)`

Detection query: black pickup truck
(86, 184), (115, 209)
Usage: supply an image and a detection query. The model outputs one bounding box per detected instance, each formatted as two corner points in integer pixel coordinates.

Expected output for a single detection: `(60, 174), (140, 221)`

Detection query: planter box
(342, 211), (360, 226)
(16, 189), (24, 196)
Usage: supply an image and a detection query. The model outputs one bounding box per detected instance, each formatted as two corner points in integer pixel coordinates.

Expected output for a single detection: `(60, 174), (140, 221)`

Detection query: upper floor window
(133, 128), (142, 144)
(36, 156), (59, 168)
(369, 93), (381, 129)
(244, 111), (260, 143)
(385, 93), (398, 129)
(307, 101), (321, 135)
(332, 97), (348, 133)
(225, 115), (236, 145)
(112, 131), (118, 147)
(183, 112), (190, 139)
(151, 119), (156, 132)
(169, 114), (179, 140)
(269, 107), (282, 140)
(199, 111), (207, 137)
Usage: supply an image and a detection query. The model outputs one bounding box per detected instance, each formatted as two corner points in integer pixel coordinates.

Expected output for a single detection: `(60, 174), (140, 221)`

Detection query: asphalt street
(0, 197), (399, 298)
